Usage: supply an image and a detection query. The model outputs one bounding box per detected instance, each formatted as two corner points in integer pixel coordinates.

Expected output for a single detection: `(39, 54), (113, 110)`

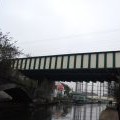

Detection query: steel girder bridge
(12, 50), (120, 82)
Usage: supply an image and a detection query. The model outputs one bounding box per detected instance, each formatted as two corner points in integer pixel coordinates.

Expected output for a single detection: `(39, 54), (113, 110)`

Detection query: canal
(0, 104), (106, 120)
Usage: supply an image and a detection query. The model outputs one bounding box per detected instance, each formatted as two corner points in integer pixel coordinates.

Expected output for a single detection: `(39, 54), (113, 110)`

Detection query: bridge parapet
(12, 51), (120, 71)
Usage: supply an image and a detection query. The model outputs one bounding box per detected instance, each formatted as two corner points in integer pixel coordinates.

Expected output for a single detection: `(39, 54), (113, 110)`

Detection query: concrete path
(99, 108), (119, 120)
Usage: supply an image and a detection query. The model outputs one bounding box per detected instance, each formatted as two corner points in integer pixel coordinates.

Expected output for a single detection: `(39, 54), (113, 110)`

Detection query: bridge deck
(12, 51), (120, 81)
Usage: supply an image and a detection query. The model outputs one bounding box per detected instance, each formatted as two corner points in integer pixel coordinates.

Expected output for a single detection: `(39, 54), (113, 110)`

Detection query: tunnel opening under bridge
(19, 68), (119, 104)
(4, 88), (32, 103)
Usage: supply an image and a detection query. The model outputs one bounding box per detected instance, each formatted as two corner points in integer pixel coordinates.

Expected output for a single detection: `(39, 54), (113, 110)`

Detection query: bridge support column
(34, 78), (54, 103)
(91, 82), (94, 101)
(100, 82), (102, 100)
(85, 82), (88, 100)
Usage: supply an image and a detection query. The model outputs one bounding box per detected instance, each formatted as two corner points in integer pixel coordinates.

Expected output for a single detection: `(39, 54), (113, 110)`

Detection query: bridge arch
(4, 87), (32, 103)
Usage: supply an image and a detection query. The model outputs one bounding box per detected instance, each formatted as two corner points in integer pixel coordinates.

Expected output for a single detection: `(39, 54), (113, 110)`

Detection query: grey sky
(1, 0), (120, 90)
(0, 0), (120, 57)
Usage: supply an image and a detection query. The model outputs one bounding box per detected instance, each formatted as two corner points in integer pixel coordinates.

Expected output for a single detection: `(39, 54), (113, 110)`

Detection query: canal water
(0, 104), (106, 120)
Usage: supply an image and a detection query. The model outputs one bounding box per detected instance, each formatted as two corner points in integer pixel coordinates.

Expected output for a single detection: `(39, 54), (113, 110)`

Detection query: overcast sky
(1, 0), (120, 89)
(0, 0), (120, 57)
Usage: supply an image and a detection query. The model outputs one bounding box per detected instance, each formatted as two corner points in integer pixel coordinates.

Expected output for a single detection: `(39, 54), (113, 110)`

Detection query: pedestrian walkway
(99, 108), (119, 120)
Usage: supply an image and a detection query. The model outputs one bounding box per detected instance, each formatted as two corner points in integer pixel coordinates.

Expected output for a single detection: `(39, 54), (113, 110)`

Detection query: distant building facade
(53, 82), (65, 98)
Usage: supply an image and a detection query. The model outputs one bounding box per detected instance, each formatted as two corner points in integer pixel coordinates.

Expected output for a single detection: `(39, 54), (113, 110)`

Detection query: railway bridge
(12, 50), (120, 82)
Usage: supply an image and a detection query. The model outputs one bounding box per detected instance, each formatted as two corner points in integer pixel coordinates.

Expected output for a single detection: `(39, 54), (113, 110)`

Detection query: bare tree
(0, 30), (21, 82)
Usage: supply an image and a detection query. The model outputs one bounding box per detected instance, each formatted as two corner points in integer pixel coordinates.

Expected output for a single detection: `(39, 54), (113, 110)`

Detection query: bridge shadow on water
(0, 103), (106, 120)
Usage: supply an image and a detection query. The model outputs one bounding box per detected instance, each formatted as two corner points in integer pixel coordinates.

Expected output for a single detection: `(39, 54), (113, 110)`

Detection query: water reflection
(52, 105), (72, 120)
(72, 104), (106, 120)
(31, 107), (52, 120)
(0, 107), (31, 120)
(0, 104), (106, 120)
